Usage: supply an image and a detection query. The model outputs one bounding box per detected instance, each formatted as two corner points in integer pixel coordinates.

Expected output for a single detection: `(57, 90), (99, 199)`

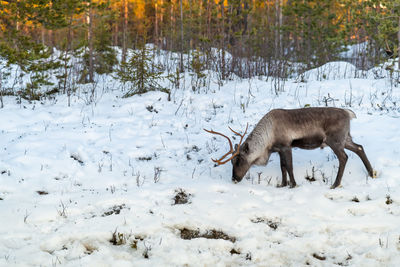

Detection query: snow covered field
(1, 62), (400, 266)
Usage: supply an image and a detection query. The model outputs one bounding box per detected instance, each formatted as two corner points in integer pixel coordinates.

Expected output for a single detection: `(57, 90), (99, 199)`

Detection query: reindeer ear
(243, 143), (249, 154)
(234, 144), (238, 152)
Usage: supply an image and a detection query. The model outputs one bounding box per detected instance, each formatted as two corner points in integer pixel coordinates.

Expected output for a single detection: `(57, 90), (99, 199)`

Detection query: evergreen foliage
(0, 31), (61, 100)
(282, 0), (347, 67)
(1, 0), (400, 104)
(0, 64), (12, 108)
(115, 45), (169, 98)
(92, 22), (117, 75)
(189, 49), (207, 92)
(81, 1), (117, 82)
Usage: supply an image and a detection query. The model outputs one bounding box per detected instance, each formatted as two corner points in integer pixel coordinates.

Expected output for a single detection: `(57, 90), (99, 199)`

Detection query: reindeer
(204, 107), (376, 189)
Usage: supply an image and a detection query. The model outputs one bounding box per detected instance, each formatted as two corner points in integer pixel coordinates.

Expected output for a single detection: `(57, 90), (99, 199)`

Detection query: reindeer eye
(243, 143), (249, 154)
(235, 158), (241, 166)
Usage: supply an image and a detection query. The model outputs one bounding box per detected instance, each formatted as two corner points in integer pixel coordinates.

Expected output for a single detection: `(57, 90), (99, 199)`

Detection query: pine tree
(82, 1), (117, 77)
(0, 63), (12, 108)
(115, 44), (169, 98)
(282, 0), (347, 68)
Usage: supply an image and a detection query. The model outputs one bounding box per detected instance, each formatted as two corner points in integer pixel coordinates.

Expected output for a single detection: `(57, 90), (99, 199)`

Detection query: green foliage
(1, 0), (400, 94)
(190, 49), (207, 92)
(115, 45), (169, 98)
(282, 0), (347, 67)
(81, 1), (117, 78)
(82, 31), (117, 79)
(0, 30), (62, 100)
(368, 0), (400, 56)
(0, 64), (12, 108)
(93, 22), (117, 75)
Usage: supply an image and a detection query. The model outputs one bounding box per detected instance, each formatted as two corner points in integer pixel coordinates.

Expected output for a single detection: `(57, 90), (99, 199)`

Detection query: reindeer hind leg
(327, 139), (348, 189)
(345, 135), (375, 178)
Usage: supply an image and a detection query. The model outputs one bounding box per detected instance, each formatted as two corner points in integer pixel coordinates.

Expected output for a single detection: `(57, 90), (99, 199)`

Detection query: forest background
(1, 0), (400, 102)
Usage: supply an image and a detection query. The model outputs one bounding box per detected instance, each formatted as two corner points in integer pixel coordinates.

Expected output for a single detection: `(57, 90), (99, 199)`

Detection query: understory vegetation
(1, 0), (400, 105)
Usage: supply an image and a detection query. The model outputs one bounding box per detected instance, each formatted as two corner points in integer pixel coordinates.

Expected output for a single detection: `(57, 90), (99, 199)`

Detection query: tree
(115, 44), (169, 98)
(82, 1), (117, 77)
(282, 0), (347, 68)
(0, 0), (63, 100)
(0, 63), (12, 108)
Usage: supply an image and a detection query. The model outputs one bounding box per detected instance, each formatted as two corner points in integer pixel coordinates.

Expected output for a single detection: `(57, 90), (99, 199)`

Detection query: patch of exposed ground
(179, 228), (236, 243)
(173, 188), (192, 205)
(251, 217), (280, 230)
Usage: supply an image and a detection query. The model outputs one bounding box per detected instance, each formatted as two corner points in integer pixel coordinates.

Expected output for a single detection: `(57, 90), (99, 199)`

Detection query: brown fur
(231, 107), (374, 189)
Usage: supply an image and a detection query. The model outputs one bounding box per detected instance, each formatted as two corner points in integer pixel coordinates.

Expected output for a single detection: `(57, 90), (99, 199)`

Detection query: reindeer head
(204, 124), (250, 183)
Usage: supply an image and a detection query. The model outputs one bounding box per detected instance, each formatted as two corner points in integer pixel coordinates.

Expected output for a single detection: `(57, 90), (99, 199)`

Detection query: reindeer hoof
(289, 183), (297, 188)
(277, 183), (287, 188)
(330, 184), (343, 189)
(371, 170), (378, 178)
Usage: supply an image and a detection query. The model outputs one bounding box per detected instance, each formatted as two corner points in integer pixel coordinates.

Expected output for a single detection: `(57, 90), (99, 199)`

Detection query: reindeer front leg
(278, 147), (297, 188)
(278, 151), (288, 187)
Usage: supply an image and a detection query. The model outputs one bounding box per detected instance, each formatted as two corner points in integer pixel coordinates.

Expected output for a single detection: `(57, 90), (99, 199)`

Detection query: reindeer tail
(345, 109), (356, 119)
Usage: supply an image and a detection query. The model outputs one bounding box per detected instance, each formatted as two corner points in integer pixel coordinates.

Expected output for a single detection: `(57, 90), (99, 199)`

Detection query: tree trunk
(41, 28), (45, 45)
(113, 23), (118, 46)
(398, 16), (400, 71)
(159, 0), (164, 49)
(180, 0), (184, 72)
(221, 0), (226, 80)
(64, 15), (73, 106)
(155, 1), (158, 47)
(0, 71), (3, 109)
(122, 0), (128, 63)
(87, 1), (94, 83)
(274, 0), (282, 60)
(170, 1), (173, 51)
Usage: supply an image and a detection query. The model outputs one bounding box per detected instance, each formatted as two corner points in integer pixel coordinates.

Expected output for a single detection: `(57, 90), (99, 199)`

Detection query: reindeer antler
(204, 123), (248, 165)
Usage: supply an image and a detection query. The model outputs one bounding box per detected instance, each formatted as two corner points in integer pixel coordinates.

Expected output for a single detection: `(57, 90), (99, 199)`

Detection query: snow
(299, 61), (358, 81)
(1, 60), (400, 266)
